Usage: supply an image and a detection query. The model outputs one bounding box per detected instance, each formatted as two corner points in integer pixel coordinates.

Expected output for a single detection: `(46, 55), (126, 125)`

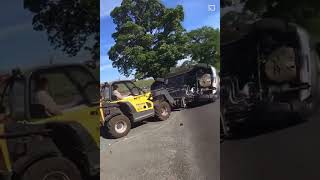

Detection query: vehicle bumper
(256, 101), (308, 114)
(196, 94), (216, 102)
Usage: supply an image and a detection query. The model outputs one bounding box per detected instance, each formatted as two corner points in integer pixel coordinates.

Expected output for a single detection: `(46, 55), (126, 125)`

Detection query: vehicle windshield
(101, 85), (110, 100)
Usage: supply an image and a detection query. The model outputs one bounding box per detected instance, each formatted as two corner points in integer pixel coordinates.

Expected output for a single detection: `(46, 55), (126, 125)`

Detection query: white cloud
(101, 55), (110, 62)
(203, 13), (220, 29)
(100, 0), (122, 18)
(177, 56), (192, 66)
(100, 55), (115, 71)
(0, 22), (32, 40)
(100, 64), (113, 71)
(101, 43), (113, 55)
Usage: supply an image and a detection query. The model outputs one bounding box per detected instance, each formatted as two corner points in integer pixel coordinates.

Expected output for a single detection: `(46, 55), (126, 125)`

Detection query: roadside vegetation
(134, 79), (155, 91)
(222, 0), (320, 46)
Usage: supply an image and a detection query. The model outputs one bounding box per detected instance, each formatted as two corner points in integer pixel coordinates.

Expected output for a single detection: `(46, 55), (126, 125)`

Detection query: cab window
(0, 80), (11, 119)
(43, 73), (83, 105)
(30, 70), (85, 118)
(67, 67), (99, 104)
(10, 78), (25, 120)
(125, 81), (141, 95)
(111, 83), (130, 101)
(101, 86), (110, 100)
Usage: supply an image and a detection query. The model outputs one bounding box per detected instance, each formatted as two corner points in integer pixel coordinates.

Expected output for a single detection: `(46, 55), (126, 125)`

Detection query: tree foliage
(222, 0), (320, 28)
(24, 0), (99, 61)
(244, 0), (320, 38)
(187, 27), (220, 70)
(108, 0), (188, 79)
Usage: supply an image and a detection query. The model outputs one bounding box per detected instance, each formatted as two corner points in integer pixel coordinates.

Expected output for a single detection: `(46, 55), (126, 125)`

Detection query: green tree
(108, 0), (188, 79)
(244, 0), (320, 39)
(222, 0), (320, 37)
(187, 27), (220, 70)
(24, 0), (99, 61)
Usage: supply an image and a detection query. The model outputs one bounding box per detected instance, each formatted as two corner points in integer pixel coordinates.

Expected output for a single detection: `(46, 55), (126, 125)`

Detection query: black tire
(21, 157), (82, 180)
(155, 101), (171, 121)
(107, 114), (131, 138)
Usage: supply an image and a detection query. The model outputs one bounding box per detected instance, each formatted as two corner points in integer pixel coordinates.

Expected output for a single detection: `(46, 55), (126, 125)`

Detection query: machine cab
(109, 81), (154, 113)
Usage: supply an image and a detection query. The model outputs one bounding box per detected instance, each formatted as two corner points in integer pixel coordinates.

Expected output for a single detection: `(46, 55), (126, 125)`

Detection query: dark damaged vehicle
(151, 63), (219, 108)
(220, 18), (320, 137)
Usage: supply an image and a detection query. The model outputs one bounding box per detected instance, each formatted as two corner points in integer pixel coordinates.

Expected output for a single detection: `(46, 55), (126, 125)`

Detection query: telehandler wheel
(155, 101), (171, 121)
(107, 114), (131, 138)
(21, 157), (82, 180)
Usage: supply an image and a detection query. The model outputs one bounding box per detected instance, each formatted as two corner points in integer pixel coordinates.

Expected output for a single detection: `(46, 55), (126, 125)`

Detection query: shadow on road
(227, 113), (307, 140)
(100, 119), (152, 139)
(187, 100), (217, 110)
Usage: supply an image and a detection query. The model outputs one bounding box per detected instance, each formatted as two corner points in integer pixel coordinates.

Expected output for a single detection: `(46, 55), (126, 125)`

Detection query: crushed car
(151, 63), (219, 108)
(220, 18), (320, 138)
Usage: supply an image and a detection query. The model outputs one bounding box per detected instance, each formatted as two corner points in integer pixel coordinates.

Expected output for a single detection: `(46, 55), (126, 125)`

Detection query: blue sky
(0, 1), (91, 73)
(101, 0), (220, 82)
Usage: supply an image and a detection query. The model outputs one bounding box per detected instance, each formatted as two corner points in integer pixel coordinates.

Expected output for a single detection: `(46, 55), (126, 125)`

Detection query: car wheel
(155, 101), (171, 121)
(21, 157), (82, 180)
(107, 114), (131, 138)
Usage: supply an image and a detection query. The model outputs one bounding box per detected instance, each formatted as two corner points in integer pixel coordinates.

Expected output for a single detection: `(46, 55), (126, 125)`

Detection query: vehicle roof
(166, 63), (213, 79)
(8, 63), (92, 77)
(24, 63), (88, 72)
(105, 80), (135, 85)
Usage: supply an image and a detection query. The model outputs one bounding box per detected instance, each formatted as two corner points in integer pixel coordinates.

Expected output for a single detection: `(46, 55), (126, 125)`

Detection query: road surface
(221, 109), (320, 180)
(100, 101), (219, 180)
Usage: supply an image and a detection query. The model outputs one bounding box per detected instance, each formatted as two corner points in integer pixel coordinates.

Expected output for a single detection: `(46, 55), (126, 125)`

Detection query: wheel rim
(43, 171), (70, 180)
(115, 121), (127, 134)
(161, 106), (168, 117)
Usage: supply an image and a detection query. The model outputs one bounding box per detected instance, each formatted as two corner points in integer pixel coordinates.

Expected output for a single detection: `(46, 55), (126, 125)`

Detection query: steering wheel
(130, 87), (141, 96)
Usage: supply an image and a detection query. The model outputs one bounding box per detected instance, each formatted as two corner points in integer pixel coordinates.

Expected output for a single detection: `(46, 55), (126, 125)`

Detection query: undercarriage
(220, 19), (320, 137)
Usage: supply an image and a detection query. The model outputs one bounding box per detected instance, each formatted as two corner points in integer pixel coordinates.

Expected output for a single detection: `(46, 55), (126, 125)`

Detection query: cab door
(122, 81), (153, 113)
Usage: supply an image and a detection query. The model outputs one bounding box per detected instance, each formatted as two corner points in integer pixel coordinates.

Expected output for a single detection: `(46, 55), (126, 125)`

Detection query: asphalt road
(100, 101), (219, 180)
(221, 109), (320, 180)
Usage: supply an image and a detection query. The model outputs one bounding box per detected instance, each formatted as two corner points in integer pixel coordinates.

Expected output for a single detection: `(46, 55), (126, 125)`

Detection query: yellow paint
(112, 92), (154, 112)
(100, 101), (105, 125)
(29, 105), (100, 147)
(0, 124), (12, 172)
